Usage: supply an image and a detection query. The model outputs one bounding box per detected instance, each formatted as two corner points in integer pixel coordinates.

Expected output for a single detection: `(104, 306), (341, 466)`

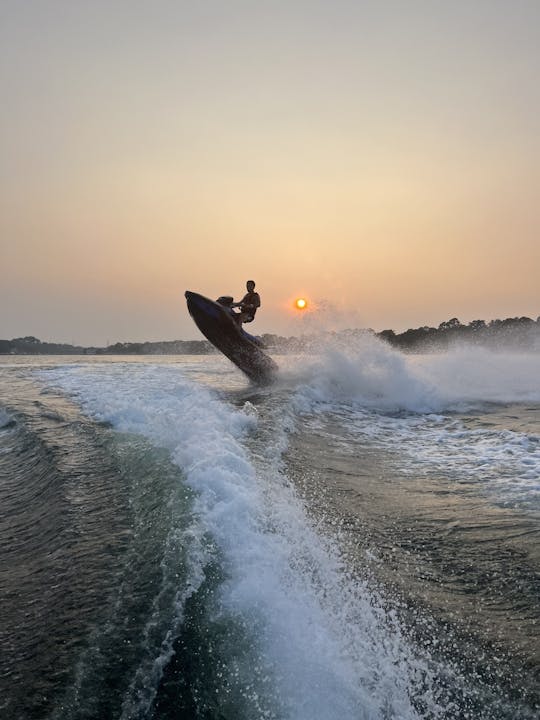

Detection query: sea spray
(43, 363), (442, 719)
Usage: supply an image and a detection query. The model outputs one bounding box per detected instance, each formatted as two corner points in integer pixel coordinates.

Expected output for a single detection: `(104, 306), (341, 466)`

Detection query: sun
(294, 297), (308, 310)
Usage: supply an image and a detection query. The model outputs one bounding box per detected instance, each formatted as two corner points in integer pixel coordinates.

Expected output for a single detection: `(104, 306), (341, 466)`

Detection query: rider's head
(246, 280), (255, 291)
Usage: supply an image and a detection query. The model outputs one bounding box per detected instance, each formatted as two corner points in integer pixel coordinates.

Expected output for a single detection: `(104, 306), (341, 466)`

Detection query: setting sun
(295, 298), (308, 310)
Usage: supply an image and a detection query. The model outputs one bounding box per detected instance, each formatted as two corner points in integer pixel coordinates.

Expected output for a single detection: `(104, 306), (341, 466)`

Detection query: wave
(282, 335), (540, 413)
(284, 338), (540, 510)
(43, 364), (446, 720)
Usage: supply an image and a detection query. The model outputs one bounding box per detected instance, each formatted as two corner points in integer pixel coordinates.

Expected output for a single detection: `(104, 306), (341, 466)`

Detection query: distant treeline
(0, 337), (215, 355)
(1, 315), (539, 355)
(378, 316), (540, 352)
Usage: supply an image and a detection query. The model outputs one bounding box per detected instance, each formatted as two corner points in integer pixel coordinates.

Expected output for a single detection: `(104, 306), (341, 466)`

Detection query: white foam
(414, 347), (540, 407)
(287, 336), (540, 414)
(43, 363), (437, 720)
(288, 338), (540, 509)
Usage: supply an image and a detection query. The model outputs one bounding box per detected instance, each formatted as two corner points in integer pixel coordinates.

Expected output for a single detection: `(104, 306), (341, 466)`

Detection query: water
(0, 341), (538, 719)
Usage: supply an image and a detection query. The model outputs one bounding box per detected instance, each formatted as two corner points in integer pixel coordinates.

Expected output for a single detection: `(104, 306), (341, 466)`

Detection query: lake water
(1, 342), (539, 719)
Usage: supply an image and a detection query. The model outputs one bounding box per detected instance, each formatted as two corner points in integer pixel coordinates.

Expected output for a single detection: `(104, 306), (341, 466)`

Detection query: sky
(1, 0), (539, 344)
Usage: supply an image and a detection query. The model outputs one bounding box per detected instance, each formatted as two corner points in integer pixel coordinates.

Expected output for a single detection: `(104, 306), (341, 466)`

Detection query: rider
(232, 280), (261, 324)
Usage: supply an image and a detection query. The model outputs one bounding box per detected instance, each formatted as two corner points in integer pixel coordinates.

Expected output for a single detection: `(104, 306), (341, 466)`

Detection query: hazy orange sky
(1, 1), (539, 344)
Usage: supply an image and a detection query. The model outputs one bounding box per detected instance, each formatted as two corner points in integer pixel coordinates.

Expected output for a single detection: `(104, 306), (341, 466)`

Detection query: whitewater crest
(285, 334), (540, 414)
(284, 337), (540, 509)
(43, 363), (444, 720)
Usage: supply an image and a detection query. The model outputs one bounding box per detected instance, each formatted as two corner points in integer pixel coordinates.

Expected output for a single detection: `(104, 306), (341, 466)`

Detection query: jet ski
(185, 291), (278, 384)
